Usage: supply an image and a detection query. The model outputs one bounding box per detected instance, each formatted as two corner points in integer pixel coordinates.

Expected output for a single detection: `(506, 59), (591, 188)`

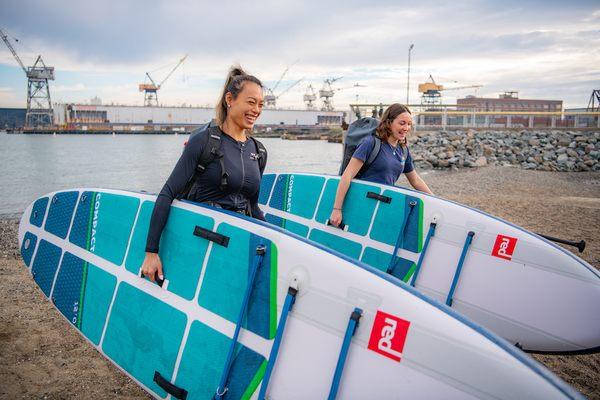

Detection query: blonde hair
(215, 65), (263, 125)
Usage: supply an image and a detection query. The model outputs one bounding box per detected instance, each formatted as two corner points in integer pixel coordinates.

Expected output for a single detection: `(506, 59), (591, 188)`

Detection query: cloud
(0, 0), (598, 108)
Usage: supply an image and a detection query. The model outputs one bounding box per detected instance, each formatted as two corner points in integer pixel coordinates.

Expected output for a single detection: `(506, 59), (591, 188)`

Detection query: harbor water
(0, 133), (343, 216)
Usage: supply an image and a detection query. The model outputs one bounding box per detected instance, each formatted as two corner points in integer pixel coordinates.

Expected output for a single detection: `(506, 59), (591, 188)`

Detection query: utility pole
(406, 44), (414, 105)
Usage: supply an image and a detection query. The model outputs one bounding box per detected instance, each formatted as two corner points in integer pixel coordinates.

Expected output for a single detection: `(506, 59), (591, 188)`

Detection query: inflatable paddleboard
(259, 173), (600, 354)
(18, 189), (583, 399)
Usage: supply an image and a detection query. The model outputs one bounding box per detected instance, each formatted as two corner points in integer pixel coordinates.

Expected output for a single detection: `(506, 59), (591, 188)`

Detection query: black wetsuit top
(145, 127), (265, 253)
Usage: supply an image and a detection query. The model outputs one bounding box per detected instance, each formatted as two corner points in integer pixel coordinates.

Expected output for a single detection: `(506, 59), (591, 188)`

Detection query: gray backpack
(338, 117), (381, 176)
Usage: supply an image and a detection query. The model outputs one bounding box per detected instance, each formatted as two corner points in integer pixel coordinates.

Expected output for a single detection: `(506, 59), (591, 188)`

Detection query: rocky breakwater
(409, 130), (600, 172)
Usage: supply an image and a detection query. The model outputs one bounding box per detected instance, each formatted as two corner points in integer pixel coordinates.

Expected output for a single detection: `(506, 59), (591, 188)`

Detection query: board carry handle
(366, 191), (392, 204)
(446, 231), (475, 307)
(259, 286), (299, 399)
(193, 225), (230, 247)
(387, 200), (417, 274)
(328, 308), (363, 400)
(537, 233), (586, 253)
(215, 244), (267, 399)
(326, 219), (349, 231)
(153, 371), (188, 400)
(410, 222), (437, 287)
(139, 269), (165, 288)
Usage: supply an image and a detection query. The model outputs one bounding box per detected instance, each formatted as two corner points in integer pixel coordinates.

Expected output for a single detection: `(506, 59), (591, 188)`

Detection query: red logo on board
(368, 310), (410, 362)
(492, 235), (518, 260)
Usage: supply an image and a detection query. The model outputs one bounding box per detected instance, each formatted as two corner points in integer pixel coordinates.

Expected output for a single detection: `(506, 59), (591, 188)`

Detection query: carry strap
(446, 231), (475, 307)
(215, 244), (267, 399)
(387, 200), (417, 274)
(258, 286), (298, 399)
(153, 371), (188, 400)
(410, 222), (437, 287)
(328, 308), (363, 400)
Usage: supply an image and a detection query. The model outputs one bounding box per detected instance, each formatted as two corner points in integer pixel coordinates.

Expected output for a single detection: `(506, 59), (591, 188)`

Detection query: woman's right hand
(141, 252), (164, 283)
(329, 209), (343, 227)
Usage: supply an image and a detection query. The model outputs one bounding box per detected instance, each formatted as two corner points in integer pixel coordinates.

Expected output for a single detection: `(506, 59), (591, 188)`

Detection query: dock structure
(349, 103), (600, 130)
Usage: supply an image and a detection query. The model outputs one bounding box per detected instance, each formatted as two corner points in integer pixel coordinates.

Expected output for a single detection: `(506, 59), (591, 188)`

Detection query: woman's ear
(225, 92), (233, 107)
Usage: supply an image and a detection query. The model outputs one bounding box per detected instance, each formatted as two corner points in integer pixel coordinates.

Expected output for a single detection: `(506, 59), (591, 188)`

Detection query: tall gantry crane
(303, 84), (317, 110)
(139, 55), (187, 107)
(0, 27), (55, 127)
(319, 77), (343, 111)
(418, 74), (482, 106)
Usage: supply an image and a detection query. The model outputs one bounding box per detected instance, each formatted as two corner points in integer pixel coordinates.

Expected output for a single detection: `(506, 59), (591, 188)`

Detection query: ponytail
(216, 65), (263, 125)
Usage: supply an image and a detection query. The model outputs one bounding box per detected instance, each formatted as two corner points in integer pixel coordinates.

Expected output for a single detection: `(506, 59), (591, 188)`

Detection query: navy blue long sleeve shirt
(145, 127), (265, 253)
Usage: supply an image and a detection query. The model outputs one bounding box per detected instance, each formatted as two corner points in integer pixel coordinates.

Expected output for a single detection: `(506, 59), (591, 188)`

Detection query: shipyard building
(52, 103), (345, 132)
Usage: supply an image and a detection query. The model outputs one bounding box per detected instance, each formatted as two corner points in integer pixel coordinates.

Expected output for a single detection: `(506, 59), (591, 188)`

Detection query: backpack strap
(357, 136), (381, 177)
(179, 126), (225, 199)
(364, 136), (381, 169)
(250, 137), (268, 175)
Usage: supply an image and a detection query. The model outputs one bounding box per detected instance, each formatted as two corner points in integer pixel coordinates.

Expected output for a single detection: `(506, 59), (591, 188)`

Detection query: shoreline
(1, 166), (598, 399)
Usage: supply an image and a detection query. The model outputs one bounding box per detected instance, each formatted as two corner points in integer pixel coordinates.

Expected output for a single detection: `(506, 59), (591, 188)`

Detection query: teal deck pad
(53, 252), (86, 327)
(258, 174), (276, 205)
(31, 239), (62, 297)
(224, 345), (267, 399)
(370, 190), (423, 253)
(80, 263), (117, 345)
(308, 229), (362, 259)
(174, 321), (266, 400)
(126, 201), (215, 300)
(361, 247), (416, 282)
(265, 214), (309, 237)
(315, 178), (380, 236)
(45, 191), (78, 239)
(30, 197), (49, 227)
(93, 193), (139, 265)
(198, 223), (277, 340)
(173, 321), (231, 399)
(52, 252), (117, 345)
(103, 282), (187, 397)
(269, 174), (325, 219)
(20, 232), (37, 267)
(69, 191), (96, 250)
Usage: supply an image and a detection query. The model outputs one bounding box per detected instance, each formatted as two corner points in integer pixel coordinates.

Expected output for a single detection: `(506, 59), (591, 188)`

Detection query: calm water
(0, 133), (343, 216)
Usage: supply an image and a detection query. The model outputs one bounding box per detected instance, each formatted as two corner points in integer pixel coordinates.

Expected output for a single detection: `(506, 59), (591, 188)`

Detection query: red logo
(492, 234), (518, 260)
(368, 310), (410, 362)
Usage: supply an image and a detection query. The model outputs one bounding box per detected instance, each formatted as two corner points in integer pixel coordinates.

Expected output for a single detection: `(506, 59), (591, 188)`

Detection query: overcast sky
(0, 0), (598, 109)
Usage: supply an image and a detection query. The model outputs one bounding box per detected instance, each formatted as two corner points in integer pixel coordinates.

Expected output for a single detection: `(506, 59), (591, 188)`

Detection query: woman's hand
(141, 252), (164, 283)
(329, 208), (343, 227)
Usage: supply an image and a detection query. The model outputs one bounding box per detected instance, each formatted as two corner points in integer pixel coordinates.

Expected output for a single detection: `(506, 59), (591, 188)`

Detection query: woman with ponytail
(329, 103), (432, 227)
(141, 65), (266, 283)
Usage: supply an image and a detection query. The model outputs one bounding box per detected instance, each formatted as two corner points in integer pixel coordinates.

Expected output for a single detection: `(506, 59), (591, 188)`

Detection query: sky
(0, 0), (598, 110)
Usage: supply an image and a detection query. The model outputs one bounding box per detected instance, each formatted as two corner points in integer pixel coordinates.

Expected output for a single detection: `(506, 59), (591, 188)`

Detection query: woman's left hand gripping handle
(140, 252), (165, 287)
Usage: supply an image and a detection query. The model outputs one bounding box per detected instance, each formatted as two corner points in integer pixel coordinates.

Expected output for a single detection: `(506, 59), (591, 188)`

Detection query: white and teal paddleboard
(18, 189), (582, 399)
(259, 173), (600, 354)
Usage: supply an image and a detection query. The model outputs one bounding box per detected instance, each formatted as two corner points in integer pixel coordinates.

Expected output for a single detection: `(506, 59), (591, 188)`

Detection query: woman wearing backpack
(141, 65), (267, 283)
(329, 103), (432, 227)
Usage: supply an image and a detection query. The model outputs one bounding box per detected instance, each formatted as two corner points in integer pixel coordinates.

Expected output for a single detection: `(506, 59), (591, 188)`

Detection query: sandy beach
(1, 165), (598, 399)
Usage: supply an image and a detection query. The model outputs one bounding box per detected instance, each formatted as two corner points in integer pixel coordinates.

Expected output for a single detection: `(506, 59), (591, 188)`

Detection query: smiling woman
(140, 65), (268, 283)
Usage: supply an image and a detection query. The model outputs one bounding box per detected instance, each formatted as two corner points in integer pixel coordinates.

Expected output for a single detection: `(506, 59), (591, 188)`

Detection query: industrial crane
(418, 74), (482, 106)
(264, 62), (302, 108)
(304, 84), (317, 110)
(139, 55), (187, 107)
(319, 77), (343, 111)
(0, 27), (55, 127)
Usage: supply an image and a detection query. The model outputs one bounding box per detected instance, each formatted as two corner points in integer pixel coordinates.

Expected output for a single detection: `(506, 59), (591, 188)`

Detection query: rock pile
(409, 130), (599, 172)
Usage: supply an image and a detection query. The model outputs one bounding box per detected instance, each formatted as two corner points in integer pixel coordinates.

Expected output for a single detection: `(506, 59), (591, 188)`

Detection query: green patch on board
(361, 247), (416, 282)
